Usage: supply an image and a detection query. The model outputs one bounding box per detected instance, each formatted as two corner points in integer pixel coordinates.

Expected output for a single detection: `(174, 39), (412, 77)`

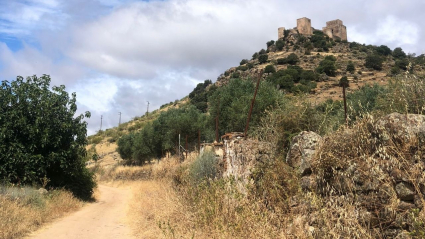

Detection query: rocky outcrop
(286, 131), (321, 176)
(376, 112), (425, 144)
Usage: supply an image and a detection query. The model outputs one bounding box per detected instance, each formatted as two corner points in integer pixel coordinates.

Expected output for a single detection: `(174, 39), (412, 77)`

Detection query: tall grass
(0, 186), (83, 239)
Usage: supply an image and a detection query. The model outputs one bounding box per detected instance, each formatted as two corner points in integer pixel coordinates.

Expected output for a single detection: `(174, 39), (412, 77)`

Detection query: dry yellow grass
(0, 189), (83, 239)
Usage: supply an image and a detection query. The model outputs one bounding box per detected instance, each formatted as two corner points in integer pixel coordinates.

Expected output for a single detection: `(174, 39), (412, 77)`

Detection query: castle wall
(278, 27), (285, 39)
(323, 19), (347, 41)
(297, 17), (312, 36)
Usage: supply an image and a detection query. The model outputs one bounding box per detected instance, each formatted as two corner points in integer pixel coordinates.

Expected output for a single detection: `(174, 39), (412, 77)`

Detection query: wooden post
(244, 70), (263, 137)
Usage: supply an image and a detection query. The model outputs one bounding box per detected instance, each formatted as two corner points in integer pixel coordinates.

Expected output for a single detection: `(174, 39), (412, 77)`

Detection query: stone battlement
(278, 17), (347, 41)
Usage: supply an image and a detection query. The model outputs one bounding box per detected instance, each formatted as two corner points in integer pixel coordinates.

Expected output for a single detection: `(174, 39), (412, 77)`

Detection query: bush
(0, 75), (95, 200)
(392, 47), (406, 59)
(346, 61), (355, 74)
(264, 65), (276, 74)
(276, 40), (285, 51)
(258, 54), (268, 64)
(240, 59), (249, 65)
(365, 54), (383, 70)
(189, 150), (220, 184)
(286, 53), (299, 65)
(266, 40), (275, 48)
(316, 59), (337, 76)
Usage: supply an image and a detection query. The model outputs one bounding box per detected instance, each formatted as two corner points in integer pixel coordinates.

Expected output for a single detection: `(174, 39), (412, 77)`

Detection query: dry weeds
(0, 188), (83, 239)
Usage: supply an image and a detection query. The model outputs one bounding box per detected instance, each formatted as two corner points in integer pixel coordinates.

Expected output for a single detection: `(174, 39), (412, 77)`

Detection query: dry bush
(0, 187), (82, 239)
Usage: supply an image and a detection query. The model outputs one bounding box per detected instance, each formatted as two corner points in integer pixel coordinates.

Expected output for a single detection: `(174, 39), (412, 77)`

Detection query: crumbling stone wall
(278, 27), (285, 39)
(322, 19), (347, 41)
(296, 17), (313, 36)
(221, 136), (272, 192)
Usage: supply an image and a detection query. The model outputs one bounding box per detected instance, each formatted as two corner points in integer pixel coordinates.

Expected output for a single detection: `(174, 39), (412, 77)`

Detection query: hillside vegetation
(88, 32), (425, 238)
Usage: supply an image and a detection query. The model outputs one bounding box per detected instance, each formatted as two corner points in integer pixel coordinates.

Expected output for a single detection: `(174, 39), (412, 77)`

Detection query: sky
(0, 0), (424, 135)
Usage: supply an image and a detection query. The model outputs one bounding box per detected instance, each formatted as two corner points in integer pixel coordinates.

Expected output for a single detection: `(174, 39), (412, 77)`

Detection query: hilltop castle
(278, 17), (347, 41)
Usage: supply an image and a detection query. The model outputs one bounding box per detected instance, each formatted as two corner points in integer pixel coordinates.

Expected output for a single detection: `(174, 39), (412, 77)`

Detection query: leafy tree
(266, 40), (275, 48)
(240, 59), (249, 65)
(376, 45), (392, 56)
(252, 52), (259, 60)
(0, 75), (95, 200)
(258, 54), (268, 64)
(300, 70), (317, 82)
(316, 59), (337, 76)
(264, 65), (276, 74)
(395, 58), (409, 70)
(275, 40), (285, 51)
(286, 53), (299, 65)
(393, 47), (406, 59)
(365, 54), (383, 70)
(346, 61), (355, 74)
(259, 49), (267, 55)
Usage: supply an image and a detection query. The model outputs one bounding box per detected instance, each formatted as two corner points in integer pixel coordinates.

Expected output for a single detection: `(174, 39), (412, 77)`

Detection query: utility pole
(146, 101), (150, 116)
(100, 115), (103, 132)
(118, 112), (121, 126)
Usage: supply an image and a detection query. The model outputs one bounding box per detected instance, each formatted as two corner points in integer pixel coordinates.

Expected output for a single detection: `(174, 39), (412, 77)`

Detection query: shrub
(316, 59), (337, 76)
(395, 58), (409, 70)
(277, 58), (287, 65)
(258, 54), (268, 64)
(346, 61), (355, 74)
(365, 54), (383, 70)
(189, 150), (220, 184)
(264, 65), (276, 74)
(0, 75), (95, 200)
(240, 59), (249, 65)
(392, 47), (406, 59)
(376, 45), (392, 56)
(252, 52), (259, 60)
(232, 72), (240, 78)
(266, 40), (275, 48)
(286, 53), (299, 65)
(275, 40), (285, 51)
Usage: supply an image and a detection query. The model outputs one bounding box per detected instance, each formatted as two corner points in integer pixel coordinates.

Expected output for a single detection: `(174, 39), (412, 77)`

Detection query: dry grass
(0, 187), (83, 239)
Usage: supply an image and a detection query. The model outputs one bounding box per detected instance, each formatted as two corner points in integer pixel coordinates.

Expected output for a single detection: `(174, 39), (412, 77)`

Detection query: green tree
(276, 40), (285, 51)
(365, 54), (383, 70)
(258, 54), (268, 64)
(376, 45), (392, 56)
(266, 40), (275, 48)
(392, 47), (406, 59)
(264, 65), (276, 74)
(346, 61), (355, 74)
(0, 75), (95, 200)
(316, 59), (337, 76)
(240, 59), (249, 65)
(286, 53), (299, 65)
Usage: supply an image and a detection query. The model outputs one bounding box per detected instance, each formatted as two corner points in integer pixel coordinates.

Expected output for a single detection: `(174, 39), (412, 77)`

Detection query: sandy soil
(26, 185), (135, 239)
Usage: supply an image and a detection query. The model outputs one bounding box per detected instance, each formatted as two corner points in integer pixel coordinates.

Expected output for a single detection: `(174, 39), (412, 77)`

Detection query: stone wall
(322, 19), (347, 41)
(221, 136), (272, 192)
(278, 27), (285, 39)
(296, 17), (313, 36)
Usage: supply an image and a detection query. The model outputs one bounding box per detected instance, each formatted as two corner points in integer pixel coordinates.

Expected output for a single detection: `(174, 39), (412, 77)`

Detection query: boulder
(38, 188), (48, 195)
(395, 182), (415, 201)
(376, 113), (425, 144)
(286, 131), (322, 176)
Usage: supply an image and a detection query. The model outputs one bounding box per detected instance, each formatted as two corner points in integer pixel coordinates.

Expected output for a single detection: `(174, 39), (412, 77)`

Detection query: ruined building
(278, 17), (347, 41)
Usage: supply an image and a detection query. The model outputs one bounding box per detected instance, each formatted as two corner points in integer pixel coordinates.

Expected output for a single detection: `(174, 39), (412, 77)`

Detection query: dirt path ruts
(26, 185), (135, 239)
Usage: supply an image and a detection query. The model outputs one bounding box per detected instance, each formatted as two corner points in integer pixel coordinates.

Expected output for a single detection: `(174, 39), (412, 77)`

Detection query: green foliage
(240, 59), (249, 65)
(376, 45), (392, 56)
(264, 65), (276, 74)
(339, 76), (349, 88)
(395, 58), (409, 70)
(189, 80), (213, 113)
(266, 40), (275, 48)
(365, 54), (383, 70)
(316, 59), (337, 76)
(208, 78), (281, 135)
(189, 150), (220, 184)
(258, 54), (268, 64)
(300, 70), (318, 82)
(252, 52), (259, 60)
(346, 61), (355, 74)
(393, 47), (406, 59)
(0, 75), (95, 200)
(286, 53), (299, 65)
(275, 40), (285, 51)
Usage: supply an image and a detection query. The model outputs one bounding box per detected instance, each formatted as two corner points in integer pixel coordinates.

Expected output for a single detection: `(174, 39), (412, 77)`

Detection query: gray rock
(395, 182), (415, 201)
(286, 131), (322, 176)
(300, 175), (317, 192)
(376, 113), (425, 144)
(38, 188), (48, 195)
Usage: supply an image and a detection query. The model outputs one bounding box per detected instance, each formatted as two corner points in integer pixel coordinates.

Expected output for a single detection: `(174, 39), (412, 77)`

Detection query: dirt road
(26, 185), (135, 239)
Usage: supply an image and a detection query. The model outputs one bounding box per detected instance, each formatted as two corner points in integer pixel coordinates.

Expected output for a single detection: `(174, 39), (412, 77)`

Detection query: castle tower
(278, 27), (285, 39)
(297, 17), (313, 36)
(322, 19), (347, 41)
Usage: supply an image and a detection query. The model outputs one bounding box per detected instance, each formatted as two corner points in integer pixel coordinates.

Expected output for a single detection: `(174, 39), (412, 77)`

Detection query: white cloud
(376, 15), (419, 46)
